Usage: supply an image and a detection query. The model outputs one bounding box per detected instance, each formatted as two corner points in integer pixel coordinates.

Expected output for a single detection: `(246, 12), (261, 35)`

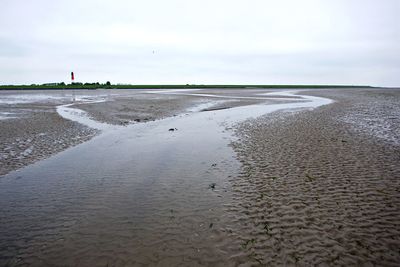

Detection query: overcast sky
(0, 0), (399, 86)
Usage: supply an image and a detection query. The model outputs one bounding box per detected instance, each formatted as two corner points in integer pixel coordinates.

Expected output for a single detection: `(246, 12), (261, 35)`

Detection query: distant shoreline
(0, 84), (375, 90)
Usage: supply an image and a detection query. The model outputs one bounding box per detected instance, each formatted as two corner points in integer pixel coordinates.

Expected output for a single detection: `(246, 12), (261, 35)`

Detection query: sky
(0, 0), (399, 86)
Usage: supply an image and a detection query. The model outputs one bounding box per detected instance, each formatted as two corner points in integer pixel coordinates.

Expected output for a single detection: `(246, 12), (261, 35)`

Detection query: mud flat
(0, 90), (216, 175)
(74, 88), (287, 126)
(0, 99), (98, 176)
(228, 88), (400, 266)
(0, 89), (324, 266)
(0, 89), (276, 176)
(74, 92), (203, 126)
(0, 88), (399, 266)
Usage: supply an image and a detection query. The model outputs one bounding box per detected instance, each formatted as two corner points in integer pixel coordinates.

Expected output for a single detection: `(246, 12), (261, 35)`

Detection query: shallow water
(56, 100), (113, 131)
(0, 90), (332, 266)
(0, 112), (17, 120)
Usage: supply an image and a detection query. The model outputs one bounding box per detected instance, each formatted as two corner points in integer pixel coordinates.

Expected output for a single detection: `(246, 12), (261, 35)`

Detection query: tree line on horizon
(0, 83), (372, 90)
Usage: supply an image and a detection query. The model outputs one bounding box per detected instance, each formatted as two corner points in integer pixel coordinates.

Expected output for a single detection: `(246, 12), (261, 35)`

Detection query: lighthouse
(70, 71), (76, 102)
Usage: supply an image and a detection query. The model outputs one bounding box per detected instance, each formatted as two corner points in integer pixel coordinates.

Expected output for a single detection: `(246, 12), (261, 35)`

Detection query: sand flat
(229, 89), (400, 265)
(0, 88), (399, 266)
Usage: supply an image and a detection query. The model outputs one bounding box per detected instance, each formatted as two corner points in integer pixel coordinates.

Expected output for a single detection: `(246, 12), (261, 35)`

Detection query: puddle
(0, 90), (332, 265)
(0, 94), (66, 104)
(0, 112), (18, 120)
(0, 91), (125, 105)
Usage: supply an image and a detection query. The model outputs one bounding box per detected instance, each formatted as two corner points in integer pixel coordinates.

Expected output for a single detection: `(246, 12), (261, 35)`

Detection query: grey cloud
(0, 0), (399, 86)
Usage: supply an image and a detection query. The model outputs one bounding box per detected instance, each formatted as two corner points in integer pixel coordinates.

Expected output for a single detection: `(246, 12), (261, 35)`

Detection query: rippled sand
(229, 89), (400, 266)
(0, 88), (399, 266)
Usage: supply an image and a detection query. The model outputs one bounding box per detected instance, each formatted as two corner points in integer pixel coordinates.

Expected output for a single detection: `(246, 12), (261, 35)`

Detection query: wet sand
(0, 88), (399, 266)
(74, 89), (282, 126)
(0, 101), (98, 176)
(0, 89), (282, 176)
(228, 89), (400, 266)
(74, 93), (203, 126)
(0, 90), (214, 175)
(0, 90), (290, 175)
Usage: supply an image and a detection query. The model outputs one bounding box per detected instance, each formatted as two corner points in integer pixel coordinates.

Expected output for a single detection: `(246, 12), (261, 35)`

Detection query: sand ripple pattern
(228, 90), (400, 266)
